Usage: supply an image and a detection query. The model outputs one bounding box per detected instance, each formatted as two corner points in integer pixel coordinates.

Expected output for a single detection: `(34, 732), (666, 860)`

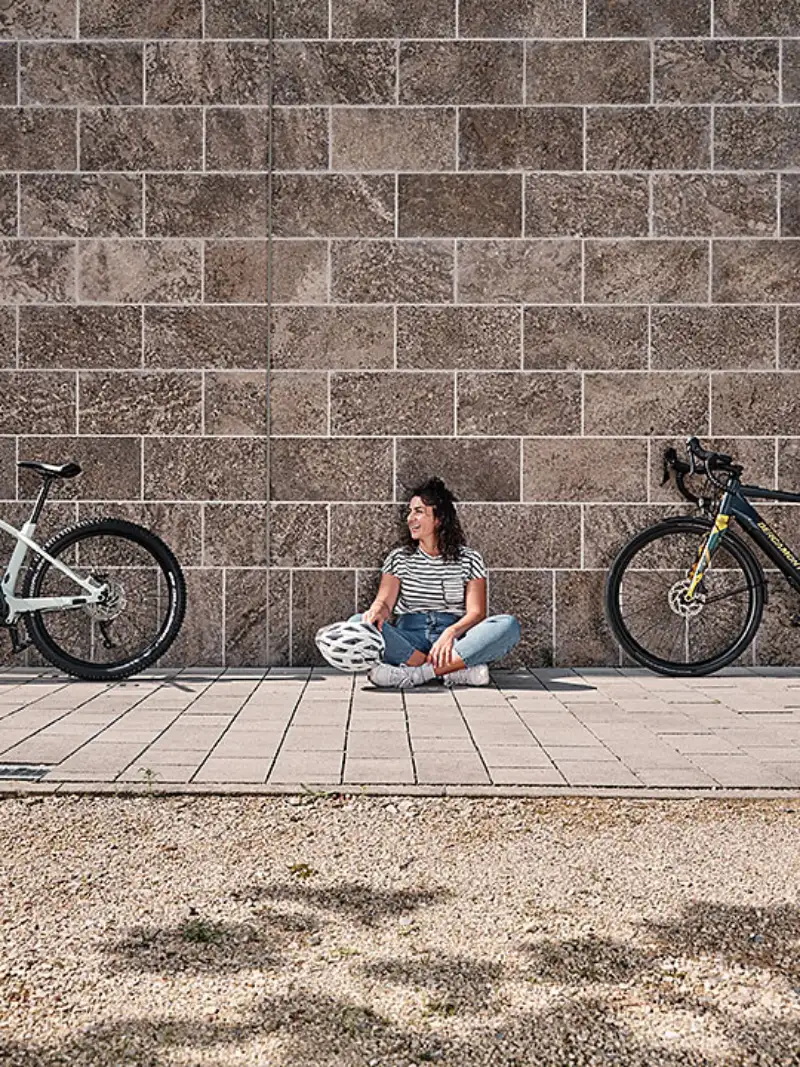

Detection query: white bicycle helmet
(315, 619), (385, 673)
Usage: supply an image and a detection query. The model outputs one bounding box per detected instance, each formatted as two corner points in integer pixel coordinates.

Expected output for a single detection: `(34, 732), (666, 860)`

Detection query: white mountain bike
(1, 461), (186, 681)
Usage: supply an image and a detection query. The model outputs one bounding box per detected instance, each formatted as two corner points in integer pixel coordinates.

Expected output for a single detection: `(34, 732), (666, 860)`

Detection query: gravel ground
(1, 795), (799, 1067)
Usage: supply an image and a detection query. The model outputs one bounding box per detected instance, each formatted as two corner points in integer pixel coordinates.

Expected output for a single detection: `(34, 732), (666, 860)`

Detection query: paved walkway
(1, 666), (800, 797)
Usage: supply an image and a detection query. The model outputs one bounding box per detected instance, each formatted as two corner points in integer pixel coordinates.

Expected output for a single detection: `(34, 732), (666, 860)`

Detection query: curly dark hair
(399, 477), (466, 562)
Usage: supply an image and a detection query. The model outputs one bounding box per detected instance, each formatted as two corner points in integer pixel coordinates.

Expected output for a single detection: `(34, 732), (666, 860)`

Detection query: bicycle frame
(687, 476), (800, 598)
(0, 515), (105, 624)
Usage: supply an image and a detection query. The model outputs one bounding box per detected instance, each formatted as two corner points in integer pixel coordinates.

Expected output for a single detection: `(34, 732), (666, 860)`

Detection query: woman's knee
(490, 614), (521, 640)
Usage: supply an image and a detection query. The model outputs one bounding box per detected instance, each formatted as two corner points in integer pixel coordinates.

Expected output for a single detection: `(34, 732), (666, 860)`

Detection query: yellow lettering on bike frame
(686, 513), (730, 599)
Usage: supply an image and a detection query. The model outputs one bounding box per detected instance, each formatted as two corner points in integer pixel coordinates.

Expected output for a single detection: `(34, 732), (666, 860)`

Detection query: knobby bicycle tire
(21, 518), (186, 681)
(604, 516), (765, 677)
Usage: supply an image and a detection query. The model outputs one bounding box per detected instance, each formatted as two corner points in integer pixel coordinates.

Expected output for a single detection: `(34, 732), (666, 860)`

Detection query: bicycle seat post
(29, 476), (55, 527)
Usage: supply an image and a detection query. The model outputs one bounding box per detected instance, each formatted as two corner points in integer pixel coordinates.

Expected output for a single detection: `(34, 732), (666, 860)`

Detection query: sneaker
(369, 663), (421, 689)
(443, 663), (491, 687)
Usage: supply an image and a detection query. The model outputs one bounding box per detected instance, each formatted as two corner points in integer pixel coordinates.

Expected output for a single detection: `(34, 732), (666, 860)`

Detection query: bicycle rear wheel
(604, 516), (765, 676)
(22, 518), (186, 681)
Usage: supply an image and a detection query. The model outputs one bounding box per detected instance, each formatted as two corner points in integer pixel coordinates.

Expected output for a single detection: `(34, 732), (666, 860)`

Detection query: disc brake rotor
(84, 580), (127, 622)
(668, 577), (706, 619)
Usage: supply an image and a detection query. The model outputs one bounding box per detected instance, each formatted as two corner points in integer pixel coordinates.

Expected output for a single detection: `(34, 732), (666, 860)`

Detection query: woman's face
(407, 496), (438, 542)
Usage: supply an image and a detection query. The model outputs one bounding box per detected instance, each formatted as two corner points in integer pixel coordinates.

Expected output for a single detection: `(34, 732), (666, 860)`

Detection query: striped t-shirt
(381, 545), (487, 616)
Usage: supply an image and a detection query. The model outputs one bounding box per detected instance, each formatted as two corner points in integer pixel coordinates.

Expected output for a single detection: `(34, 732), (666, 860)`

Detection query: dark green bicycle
(605, 436), (800, 676)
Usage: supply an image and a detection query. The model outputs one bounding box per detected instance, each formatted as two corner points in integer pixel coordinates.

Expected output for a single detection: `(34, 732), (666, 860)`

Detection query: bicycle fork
(685, 509), (731, 600)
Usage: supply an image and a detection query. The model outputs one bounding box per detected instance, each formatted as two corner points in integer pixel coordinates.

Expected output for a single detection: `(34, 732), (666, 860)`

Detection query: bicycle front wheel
(22, 518), (186, 681)
(604, 517), (765, 677)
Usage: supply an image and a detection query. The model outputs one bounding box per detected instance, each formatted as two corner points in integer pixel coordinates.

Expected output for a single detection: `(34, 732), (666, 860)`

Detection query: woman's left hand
(428, 629), (456, 670)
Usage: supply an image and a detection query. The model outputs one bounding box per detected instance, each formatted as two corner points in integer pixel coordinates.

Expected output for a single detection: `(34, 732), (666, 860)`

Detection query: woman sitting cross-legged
(352, 477), (521, 689)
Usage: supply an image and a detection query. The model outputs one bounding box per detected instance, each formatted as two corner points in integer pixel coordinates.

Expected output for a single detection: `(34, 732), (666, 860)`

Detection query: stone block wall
(3, 1), (800, 667)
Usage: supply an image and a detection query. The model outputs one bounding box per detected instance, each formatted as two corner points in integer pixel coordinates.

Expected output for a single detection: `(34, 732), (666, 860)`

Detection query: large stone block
(584, 240), (709, 303)
(18, 436), (142, 500)
(162, 568), (223, 668)
(80, 108), (202, 170)
(272, 175), (394, 238)
(586, 0), (709, 35)
(2, 0), (75, 37)
(331, 371), (454, 436)
(653, 174), (777, 237)
(146, 42), (272, 105)
(79, 240), (201, 303)
(556, 571), (619, 667)
(395, 438), (521, 502)
(81, 0), (202, 36)
(145, 307), (269, 369)
(292, 569), (356, 665)
(329, 503), (403, 568)
(716, 1), (800, 35)
(0, 371), (75, 434)
(397, 307), (520, 370)
(0, 110), (76, 170)
(0, 44), (14, 104)
(147, 175), (268, 238)
(651, 307), (775, 369)
(204, 371), (268, 435)
(271, 438), (393, 501)
(225, 569), (268, 668)
(399, 42), (523, 105)
(270, 371), (328, 435)
(525, 174), (649, 238)
(79, 371), (202, 435)
(332, 0), (455, 36)
(332, 240), (453, 303)
(654, 40), (778, 104)
(526, 41), (650, 104)
(20, 175), (142, 239)
(457, 371), (581, 436)
(523, 439), (648, 503)
(457, 240), (581, 304)
(272, 308), (393, 370)
(270, 503), (327, 567)
(712, 374), (800, 435)
(274, 42), (395, 105)
(206, 108), (328, 171)
(332, 108), (455, 172)
(584, 372), (709, 436)
(486, 571), (553, 669)
(144, 439), (268, 500)
(460, 504), (581, 568)
(399, 175), (522, 238)
(586, 107), (710, 170)
(459, 108), (582, 170)
(713, 240), (800, 303)
(524, 307), (647, 370)
(715, 108), (800, 169)
(0, 241), (75, 303)
(459, 0), (582, 35)
(21, 42), (142, 105)
(204, 503), (268, 566)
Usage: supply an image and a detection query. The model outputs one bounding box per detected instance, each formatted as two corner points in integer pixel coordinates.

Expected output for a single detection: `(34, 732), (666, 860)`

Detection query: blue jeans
(349, 612), (521, 668)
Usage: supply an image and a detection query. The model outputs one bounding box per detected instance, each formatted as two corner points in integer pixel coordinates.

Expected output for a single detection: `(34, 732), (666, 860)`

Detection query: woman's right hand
(361, 605), (386, 630)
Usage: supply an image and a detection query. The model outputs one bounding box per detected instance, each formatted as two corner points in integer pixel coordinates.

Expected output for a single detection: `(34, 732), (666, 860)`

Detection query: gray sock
(408, 662), (436, 685)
